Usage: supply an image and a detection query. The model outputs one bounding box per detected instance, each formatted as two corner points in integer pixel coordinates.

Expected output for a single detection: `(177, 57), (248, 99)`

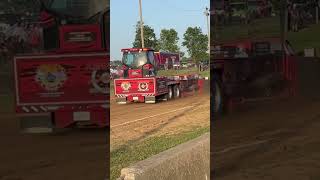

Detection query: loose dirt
(110, 81), (210, 149)
(0, 112), (108, 180)
(212, 97), (320, 180)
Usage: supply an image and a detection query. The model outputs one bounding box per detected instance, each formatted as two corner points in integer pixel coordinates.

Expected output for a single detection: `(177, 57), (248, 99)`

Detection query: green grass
(110, 126), (209, 180)
(157, 68), (210, 78)
(288, 24), (320, 53)
(213, 16), (320, 55)
(214, 16), (280, 42)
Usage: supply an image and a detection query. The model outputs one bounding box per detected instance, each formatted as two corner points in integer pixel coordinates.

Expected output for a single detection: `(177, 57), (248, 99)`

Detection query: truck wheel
(19, 113), (54, 133)
(167, 86), (173, 100)
(214, 81), (222, 112)
(213, 79), (223, 116)
(173, 85), (181, 98)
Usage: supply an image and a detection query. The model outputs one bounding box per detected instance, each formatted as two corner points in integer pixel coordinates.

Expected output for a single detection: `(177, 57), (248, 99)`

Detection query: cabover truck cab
(212, 37), (297, 114)
(14, 0), (110, 133)
(114, 48), (199, 104)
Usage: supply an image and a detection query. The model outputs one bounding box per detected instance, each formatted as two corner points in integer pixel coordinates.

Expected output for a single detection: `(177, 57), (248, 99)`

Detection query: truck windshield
(122, 52), (148, 69)
(42, 0), (93, 18)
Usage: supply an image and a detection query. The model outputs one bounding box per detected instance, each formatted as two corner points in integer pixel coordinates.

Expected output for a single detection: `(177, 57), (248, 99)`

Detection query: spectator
(28, 24), (41, 53)
(289, 4), (299, 32)
(0, 43), (8, 65)
(164, 59), (169, 70)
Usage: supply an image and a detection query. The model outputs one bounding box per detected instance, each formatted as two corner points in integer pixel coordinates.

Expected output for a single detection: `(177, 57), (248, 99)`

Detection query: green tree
(271, 0), (280, 11)
(182, 27), (208, 65)
(1, 0), (39, 15)
(132, 21), (158, 50)
(181, 56), (189, 64)
(179, 51), (185, 58)
(158, 28), (179, 52)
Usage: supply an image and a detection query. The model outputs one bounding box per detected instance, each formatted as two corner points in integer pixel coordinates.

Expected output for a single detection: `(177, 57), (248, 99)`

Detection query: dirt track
(212, 97), (320, 180)
(0, 80), (209, 180)
(0, 110), (108, 180)
(110, 81), (210, 149)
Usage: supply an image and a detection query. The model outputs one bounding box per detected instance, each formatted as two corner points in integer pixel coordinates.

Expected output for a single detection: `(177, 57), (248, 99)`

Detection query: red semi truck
(14, 0), (109, 132)
(212, 37), (297, 114)
(154, 52), (180, 70)
(114, 48), (199, 104)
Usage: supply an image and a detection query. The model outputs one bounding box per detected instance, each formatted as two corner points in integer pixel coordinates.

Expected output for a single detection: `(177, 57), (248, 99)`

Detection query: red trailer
(154, 52), (180, 70)
(14, 0), (109, 132)
(212, 37), (297, 114)
(114, 48), (199, 104)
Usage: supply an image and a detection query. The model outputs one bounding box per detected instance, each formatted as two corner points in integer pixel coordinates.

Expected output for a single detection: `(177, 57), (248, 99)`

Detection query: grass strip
(110, 126), (210, 180)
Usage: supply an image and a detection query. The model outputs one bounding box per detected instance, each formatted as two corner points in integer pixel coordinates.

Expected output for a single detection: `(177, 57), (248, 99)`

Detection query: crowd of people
(287, 0), (319, 32)
(0, 22), (42, 65)
(211, 0), (273, 26)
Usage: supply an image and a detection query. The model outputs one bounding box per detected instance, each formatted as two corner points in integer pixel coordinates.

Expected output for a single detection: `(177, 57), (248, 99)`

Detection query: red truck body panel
(58, 24), (104, 53)
(14, 52), (109, 127)
(14, 53), (108, 106)
(114, 78), (157, 95)
(114, 77), (169, 97)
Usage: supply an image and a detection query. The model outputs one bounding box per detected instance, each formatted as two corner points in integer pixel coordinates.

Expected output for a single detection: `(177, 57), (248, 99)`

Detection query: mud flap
(19, 113), (54, 133)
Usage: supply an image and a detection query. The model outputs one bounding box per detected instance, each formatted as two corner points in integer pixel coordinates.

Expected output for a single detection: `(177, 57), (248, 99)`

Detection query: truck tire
(173, 85), (181, 98)
(19, 113), (54, 133)
(167, 86), (173, 100)
(213, 76), (224, 117)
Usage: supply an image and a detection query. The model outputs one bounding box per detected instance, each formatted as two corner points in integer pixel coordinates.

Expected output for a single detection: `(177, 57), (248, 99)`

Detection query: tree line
(132, 21), (209, 65)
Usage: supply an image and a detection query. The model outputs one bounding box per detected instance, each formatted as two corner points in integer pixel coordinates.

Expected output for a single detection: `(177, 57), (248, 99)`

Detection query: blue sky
(110, 0), (209, 60)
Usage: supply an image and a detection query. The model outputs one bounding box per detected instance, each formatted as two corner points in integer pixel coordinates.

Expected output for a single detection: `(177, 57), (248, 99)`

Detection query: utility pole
(204, 7), (210, 52)
(138, 0), (145, 48)
(280, 0), (287, 59)
(316, 0), (319, 24)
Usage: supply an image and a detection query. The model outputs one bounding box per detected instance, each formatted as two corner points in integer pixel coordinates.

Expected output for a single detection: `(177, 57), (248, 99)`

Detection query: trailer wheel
(173, 85), (181, 98)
